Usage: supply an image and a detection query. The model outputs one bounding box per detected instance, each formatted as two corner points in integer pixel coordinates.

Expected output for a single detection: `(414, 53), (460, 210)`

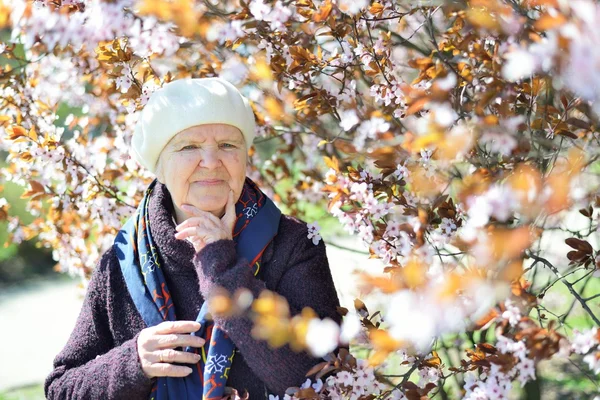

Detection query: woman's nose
(199, 148), (222, 169)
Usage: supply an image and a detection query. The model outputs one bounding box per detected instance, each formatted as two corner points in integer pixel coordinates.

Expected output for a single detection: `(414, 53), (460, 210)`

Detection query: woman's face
(156, 124), (247, 220)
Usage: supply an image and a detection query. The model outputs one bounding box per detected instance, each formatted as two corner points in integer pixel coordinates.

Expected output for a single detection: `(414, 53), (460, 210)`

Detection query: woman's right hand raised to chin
(136, 320), (205, 378)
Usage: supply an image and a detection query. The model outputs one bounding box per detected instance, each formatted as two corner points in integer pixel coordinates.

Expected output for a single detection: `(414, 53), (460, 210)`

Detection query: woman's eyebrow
(170, 136), (203, 147)
(220, 136), (244, 143)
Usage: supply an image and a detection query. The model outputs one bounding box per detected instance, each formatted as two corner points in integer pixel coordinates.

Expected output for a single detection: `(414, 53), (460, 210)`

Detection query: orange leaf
(402, 257), (427, 289)
(312, 0), (332, 22)
(369, 329), (402, 352)
(423, 351), (442, 368)
(28, 126), (38, 142)
(359, 273), (403, 294)
(500, 260), (525, 282)
(368, 349), (390, 366)
(323, 156), (339, 172)
(20, 180), (46, 199)
(19, 151), (34, 163)
(405, 97), (429, 116)
(264, 96), (284, 122)
(524, 0), (558, 7)
(534, 13), (566, 31)
(466, 7), (501, 31)
(483, 115), (499, 125)
(7, 125), (27, 140)
(544, 173), (569, 214)
(354, 298), (368, 315)
(369, 2), (384, 16)
(473, 308), (499, 330)
(489, 226), (536, 262)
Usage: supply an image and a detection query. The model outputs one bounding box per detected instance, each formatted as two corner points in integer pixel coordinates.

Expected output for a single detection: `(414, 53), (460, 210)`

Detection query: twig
(325, 240), (369, 255)
(526, 251), (600, 326)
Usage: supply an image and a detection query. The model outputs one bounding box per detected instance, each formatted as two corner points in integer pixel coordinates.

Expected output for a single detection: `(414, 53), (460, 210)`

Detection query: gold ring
(159, 353), (164, 363)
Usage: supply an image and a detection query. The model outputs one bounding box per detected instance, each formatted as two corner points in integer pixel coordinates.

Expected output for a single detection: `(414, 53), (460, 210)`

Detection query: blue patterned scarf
(115, 178), (281, 399)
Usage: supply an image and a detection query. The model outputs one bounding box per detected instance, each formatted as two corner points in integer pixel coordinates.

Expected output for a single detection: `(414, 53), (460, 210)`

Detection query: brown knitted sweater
(44, 182), (341, 399)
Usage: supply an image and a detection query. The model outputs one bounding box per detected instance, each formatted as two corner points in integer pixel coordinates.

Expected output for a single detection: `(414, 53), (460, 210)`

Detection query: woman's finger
(151, 333), (206, 350)
(176, 215), (219, 231)
(153, 320), (201, 335)
(151, 349), (202, 365)
(174, 226), (215, 241)
(147, 363), (194, 378)
(221, 190), (237, 236)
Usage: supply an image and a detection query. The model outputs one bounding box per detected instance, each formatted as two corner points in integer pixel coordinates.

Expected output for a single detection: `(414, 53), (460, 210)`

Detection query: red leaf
(305, 361), (328, 377)
(565, 238), (593, 254)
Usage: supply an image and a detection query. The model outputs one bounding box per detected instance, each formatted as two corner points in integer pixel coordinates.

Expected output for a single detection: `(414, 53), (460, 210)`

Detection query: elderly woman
(45, 78), (341, 399)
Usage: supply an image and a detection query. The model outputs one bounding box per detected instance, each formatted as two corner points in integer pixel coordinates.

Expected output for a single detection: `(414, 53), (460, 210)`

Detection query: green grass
(0, 384), (45, 400)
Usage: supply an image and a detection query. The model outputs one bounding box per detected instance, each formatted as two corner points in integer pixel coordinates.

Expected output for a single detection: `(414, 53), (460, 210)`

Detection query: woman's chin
(189, 200), (227, 216)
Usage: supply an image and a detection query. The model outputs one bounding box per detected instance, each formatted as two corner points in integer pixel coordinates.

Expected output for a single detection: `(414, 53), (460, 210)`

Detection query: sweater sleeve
(193, 225), (341, 396)
(44, 250), (155, 400)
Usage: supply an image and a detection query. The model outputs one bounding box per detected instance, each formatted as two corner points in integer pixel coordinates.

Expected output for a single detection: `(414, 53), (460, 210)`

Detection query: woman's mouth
(194, 179), (225, 186)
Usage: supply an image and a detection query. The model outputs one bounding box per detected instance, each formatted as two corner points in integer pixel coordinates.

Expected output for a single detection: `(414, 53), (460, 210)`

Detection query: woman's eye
(181, 145), (197, 151)
(221, 143), (236, 149)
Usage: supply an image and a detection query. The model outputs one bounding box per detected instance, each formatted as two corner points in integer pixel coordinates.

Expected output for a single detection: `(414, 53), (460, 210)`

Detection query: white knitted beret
(130, 77), (256, 173)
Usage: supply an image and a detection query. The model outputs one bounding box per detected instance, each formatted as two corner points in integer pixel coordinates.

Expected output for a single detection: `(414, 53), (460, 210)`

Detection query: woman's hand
(174, 190), (237, 252)
(137, 321), (205, 379)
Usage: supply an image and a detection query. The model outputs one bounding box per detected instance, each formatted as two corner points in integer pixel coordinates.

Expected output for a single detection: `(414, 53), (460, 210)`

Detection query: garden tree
(0, 0), (599, 398)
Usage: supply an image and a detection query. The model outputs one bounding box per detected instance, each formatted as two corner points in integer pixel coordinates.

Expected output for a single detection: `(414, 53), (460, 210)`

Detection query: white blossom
(502, 48), (537, 81)
(305, 318), (340, 357)
(583, 352), (600, 374)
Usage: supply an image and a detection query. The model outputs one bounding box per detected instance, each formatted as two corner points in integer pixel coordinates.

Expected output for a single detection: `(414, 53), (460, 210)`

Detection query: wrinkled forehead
(169, 124), (245, 145)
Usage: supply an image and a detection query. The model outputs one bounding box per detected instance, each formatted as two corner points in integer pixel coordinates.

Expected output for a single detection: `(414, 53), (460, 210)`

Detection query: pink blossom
(517, 358), (536, 385)
(385, 219), (402, 238)
(249, 0), (271, 20)
(357, 222), (374, 244)
(115, 64), (133, 93)
(312, 379), (325, 392)
(394, 163), (409, 181)
(338, 0), (369, 16)
(336, 370), (353, 386)
(393, 231), (412, 259)
(219, 20), (246, 43)
(307, 222), (322, 245)
(139, 81), (159, 106)
(354, 117), (391, 150)
(440, 218), (457, 235)
(501, 299), (521, 327)
(265, 1), (292, 31)
(572, 328), (599, 354)
(389, 388), (408, 400)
